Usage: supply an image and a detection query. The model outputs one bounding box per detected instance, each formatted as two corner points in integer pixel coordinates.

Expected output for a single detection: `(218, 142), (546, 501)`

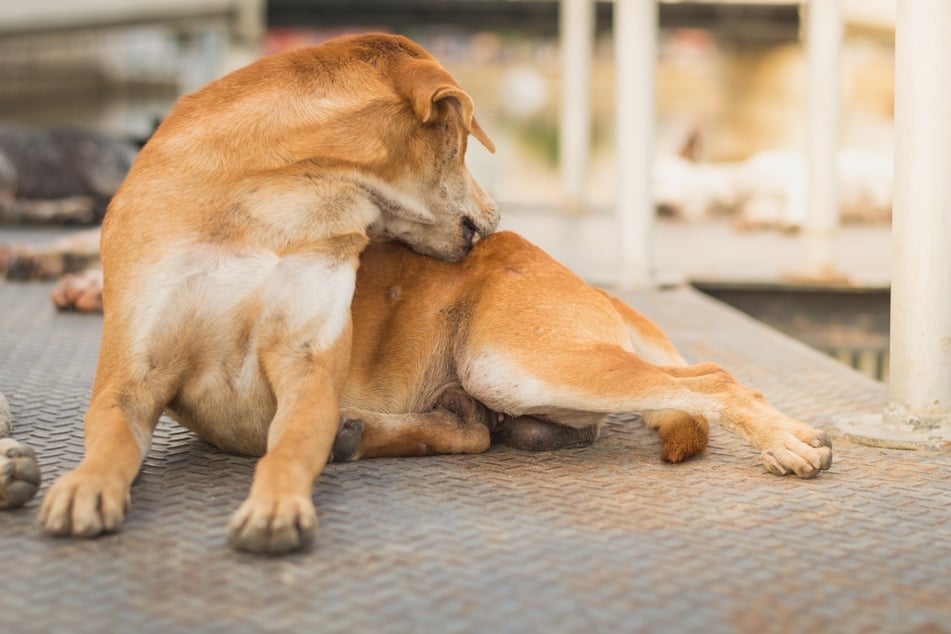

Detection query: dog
(0, 124), (138, 226)
(36, 33), (499, 554)
(25, 229), (832, 476)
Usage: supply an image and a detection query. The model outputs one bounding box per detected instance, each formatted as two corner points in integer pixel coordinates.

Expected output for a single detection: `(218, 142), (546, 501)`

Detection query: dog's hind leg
(332, 405), (600, 460)
(332, 387), (493, 461)
(461, 343), (831, 478)
(493, 415), (600, 452)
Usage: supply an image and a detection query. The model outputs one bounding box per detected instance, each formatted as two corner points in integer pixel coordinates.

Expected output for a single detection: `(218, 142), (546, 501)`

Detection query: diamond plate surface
(2, 275), (950, 633)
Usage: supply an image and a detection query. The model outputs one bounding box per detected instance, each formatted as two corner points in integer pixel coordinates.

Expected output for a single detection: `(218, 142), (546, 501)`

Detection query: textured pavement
(1, 271), (950, 633)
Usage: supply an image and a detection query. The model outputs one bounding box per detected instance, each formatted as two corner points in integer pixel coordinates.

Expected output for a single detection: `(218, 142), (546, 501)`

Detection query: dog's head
(281, 34), (500, 262)
(372, 41), (499, 262)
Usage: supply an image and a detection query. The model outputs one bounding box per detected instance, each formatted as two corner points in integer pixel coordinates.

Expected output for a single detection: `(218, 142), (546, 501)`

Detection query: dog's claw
(760, 427), (833, 478)
(811, 431), (833, 450)
(227, 495), (317, 554)
(38, 468), (129, 536)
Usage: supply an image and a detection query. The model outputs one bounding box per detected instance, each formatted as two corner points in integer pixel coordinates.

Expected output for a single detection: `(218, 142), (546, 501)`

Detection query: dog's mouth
(461, 216), (479, 250)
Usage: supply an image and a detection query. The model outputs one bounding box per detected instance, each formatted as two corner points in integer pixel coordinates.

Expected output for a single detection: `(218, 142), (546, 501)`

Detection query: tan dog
(327, 232), (832, 476)
(26, 230), (832, 476)
(37, 33), (499, 553)
(16, 229), (832, 523)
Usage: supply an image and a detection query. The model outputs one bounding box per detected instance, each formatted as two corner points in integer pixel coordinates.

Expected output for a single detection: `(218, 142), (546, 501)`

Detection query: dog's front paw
(38, 469), (130, 537)
(0, 438), (41, 509)
(227, 494), (317, 554)
(760, 423), (833, 478)
(51, 270), (104, 312)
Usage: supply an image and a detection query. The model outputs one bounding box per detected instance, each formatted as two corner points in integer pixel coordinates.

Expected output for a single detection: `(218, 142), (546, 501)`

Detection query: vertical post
(227, 0), (266, 70)
(559, 0), (594, 207)
(615, 0), (657, 290)
(803, 0), (842, 278)
(177, 25), (228, 93)
(233, 0), (266, 45)
(836, 0), (951, 448)
(887, 0), (951, 429)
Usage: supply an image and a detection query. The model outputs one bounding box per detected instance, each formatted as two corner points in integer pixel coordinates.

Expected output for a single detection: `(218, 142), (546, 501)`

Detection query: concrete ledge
(500, 211), (891, 288)
(836, 412), (951, 450)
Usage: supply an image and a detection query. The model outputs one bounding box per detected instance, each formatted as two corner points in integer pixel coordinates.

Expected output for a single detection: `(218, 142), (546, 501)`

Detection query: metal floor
(1, 275), (950, 633)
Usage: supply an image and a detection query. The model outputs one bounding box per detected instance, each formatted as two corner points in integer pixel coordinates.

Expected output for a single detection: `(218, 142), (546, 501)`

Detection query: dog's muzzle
(461, 216), (479, 252)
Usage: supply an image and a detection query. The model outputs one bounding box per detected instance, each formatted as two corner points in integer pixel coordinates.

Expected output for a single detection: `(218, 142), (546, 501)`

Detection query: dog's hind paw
(227, 493), (317, 554)
(760, 427), (833, 479)
(0, 438), (41, 510)
(495, 416), (599, 452)
(329, 418), (363, 462)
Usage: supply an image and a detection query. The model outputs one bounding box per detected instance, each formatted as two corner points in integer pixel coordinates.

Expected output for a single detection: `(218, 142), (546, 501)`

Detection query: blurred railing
(0, 0), (264, 100)
(557, 0), (949, 445)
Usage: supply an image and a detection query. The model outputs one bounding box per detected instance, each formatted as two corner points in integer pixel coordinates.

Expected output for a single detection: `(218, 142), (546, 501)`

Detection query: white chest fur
(126, 244), (356, 454)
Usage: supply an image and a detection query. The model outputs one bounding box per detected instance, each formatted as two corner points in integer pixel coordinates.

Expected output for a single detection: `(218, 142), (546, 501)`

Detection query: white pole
(887, 0), (951, 428)
(837, 0), (951, 447)
(615, 0), (657, 290)
(559, 0), (594, 207)
(803, 0), (842, 278)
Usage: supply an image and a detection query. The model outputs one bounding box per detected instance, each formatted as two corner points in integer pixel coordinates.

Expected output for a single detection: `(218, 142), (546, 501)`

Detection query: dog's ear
(402, 61), (496, 154)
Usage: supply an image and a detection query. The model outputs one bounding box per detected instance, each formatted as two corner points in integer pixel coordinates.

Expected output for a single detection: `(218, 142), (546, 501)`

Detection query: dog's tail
(596, 290), (709, 462)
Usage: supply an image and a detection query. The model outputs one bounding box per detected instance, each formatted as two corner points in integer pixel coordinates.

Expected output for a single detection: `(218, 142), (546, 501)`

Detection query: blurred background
(0, 0), (897, 379)
(0, 0), (895, 208)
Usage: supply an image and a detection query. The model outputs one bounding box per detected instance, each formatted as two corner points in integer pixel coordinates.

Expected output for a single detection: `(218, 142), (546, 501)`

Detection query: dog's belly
(167, 357), (276, 456)
(130, 244), (355, 456)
